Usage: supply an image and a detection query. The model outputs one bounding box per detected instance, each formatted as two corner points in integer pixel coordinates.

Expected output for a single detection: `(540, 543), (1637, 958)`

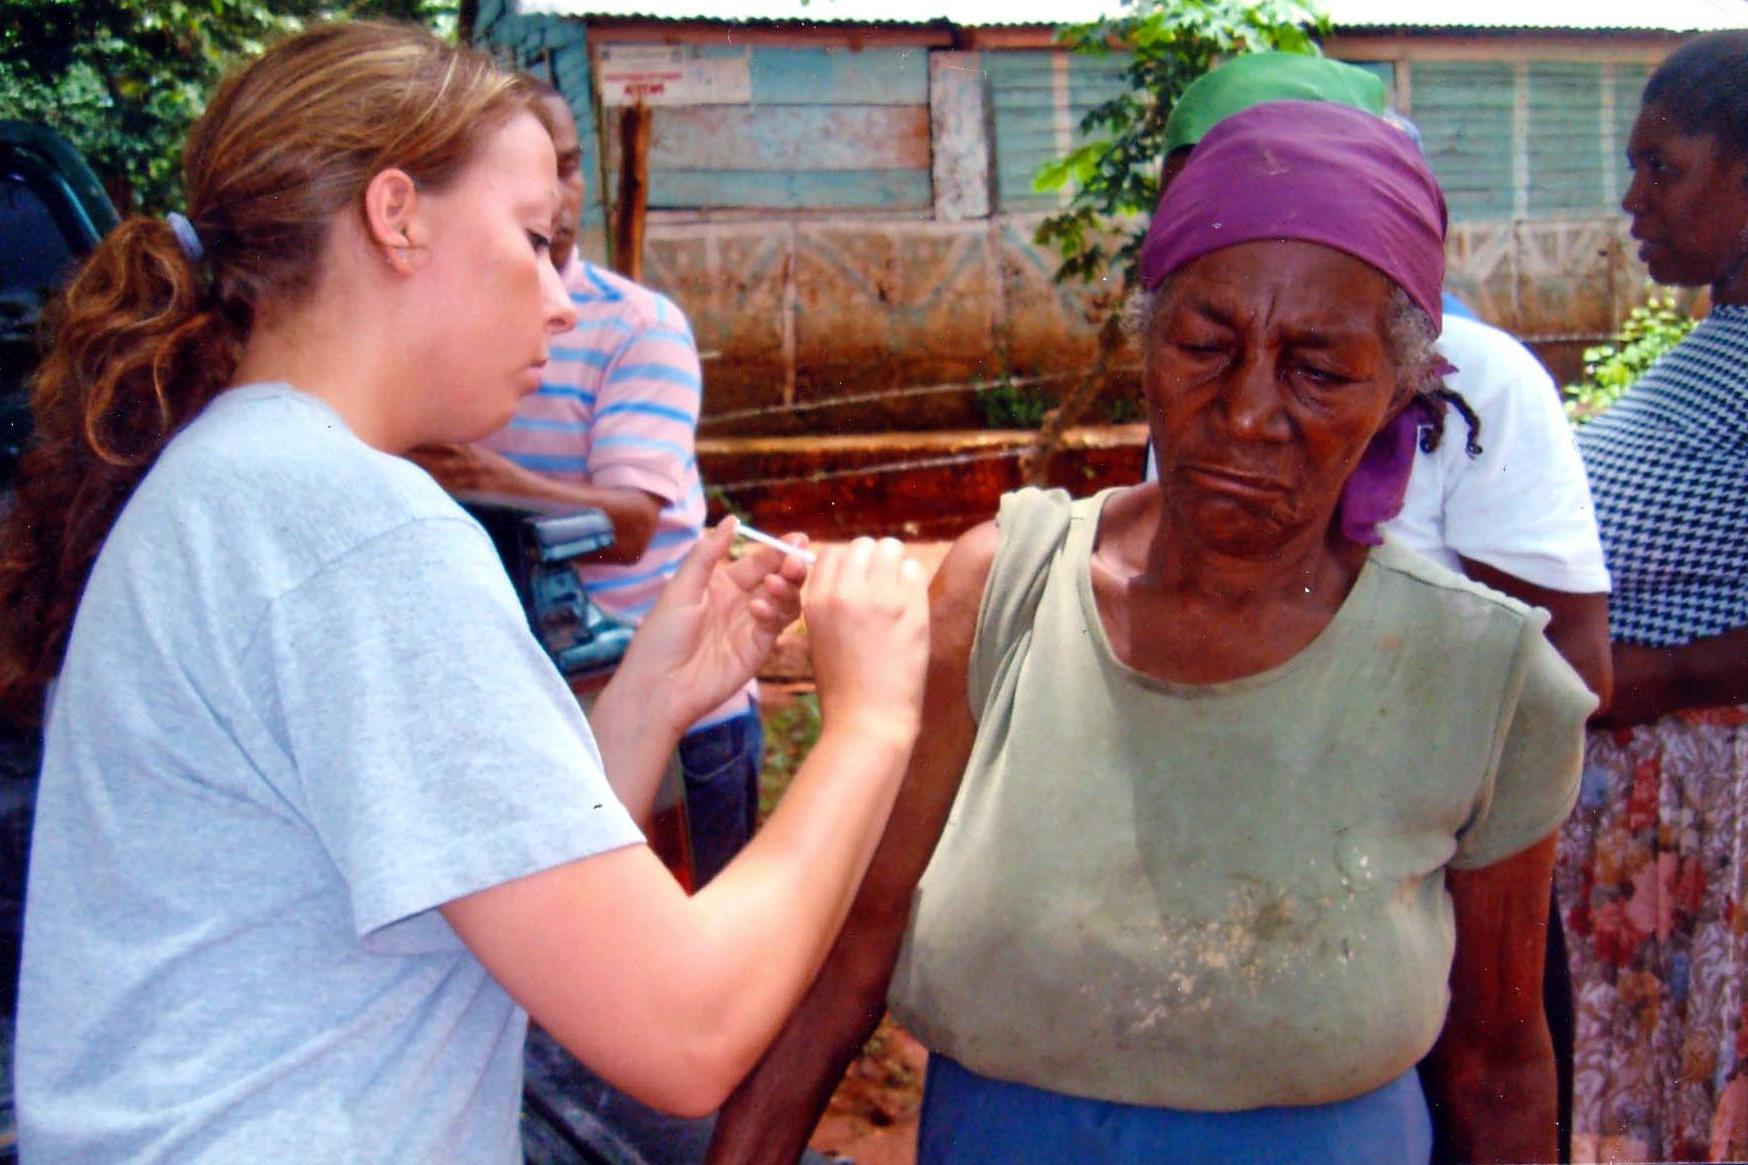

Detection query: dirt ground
(808, 1016), (926, 1165)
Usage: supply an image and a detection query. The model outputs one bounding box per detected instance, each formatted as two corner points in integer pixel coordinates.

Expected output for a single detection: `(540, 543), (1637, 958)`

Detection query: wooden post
(613, 103), (652, 282)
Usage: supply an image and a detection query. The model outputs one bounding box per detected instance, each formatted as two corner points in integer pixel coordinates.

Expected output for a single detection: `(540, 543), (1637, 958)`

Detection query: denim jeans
(677, 708), (762, 888)
(522, 1024), (840, 1165)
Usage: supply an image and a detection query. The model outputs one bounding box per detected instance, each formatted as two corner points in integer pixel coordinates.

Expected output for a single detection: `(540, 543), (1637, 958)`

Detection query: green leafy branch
(1032, 0), (1330, 287)
(1563, 293), (1697, 424)
(1, 0), (457, 214)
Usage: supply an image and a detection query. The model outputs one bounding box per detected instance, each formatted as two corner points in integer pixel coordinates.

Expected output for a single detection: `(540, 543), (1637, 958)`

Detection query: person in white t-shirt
(1391, 313), (1611, 607)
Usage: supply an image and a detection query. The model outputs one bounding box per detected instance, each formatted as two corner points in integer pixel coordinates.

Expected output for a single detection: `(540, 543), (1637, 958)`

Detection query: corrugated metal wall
(980, 52), (1646, 225)
(986, 49), (1131, 211)
(1529, 61), (1604, 214)
(1392, 58), (1649, 222)
(477, 0), (1667, 408)
(478, 0), (1654, 232)
(1413, 60), (1518, 220)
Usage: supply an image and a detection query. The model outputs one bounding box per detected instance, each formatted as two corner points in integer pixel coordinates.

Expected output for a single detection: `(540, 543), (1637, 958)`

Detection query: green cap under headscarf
(1162, 52), (1388, 156)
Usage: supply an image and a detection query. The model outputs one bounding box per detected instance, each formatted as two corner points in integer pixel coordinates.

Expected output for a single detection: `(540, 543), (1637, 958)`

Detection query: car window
(0, 175), (78, 302)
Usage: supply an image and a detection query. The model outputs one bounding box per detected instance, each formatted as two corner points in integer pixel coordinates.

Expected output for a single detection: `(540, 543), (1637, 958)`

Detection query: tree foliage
(0, 0), (456, 215)
(1033, 0), (1330, 286)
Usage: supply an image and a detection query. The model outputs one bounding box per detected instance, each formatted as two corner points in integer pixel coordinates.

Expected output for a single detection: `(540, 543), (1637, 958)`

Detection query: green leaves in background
(1033, 0), (1328, 287)
(1563, 293), (1697, 424)
(0, 0), (457, 214)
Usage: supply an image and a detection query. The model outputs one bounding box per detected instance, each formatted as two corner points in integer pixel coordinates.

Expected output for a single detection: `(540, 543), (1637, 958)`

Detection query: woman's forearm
(587, 677), (685, 826)
(1428, 1041), (1557, 1165)
(670, 716), (917, 1093)
(440, 715), (916, 1118)
(1602, 625), (1748, 727)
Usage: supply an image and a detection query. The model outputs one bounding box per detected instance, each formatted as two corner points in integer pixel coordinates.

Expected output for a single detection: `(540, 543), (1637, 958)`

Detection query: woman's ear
(362, 168), (423, 274)
(1384, 359), (1441, 423)
(1386, 378), (1418, 420)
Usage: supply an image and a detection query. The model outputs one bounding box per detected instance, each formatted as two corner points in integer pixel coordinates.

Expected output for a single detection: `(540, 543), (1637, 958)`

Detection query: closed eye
(528, 230), (553, 254)
(1290, 361), (1360, 390)
(1175, 341), (1228, 358)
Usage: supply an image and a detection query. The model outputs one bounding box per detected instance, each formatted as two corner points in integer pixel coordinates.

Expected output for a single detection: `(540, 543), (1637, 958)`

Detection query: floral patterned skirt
(1556, 708), (1748, 1163)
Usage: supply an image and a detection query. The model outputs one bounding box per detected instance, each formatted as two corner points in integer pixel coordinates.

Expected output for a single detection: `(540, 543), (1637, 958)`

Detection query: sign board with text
(598, 46), (751, 107)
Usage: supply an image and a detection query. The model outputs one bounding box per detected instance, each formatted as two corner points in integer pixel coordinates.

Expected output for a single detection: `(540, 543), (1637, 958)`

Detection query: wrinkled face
(541, 93), (586, 271)
(407, 110), (579, 443)
(1622, 103), (1748, 290)
(1145, 240), (1409, 555)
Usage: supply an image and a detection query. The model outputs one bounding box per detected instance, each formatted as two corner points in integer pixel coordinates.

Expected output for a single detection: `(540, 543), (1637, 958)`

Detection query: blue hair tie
(167, 212), (205, 263)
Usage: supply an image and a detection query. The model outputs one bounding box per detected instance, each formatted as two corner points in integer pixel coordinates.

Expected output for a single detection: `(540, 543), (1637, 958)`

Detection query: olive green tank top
(888, 487), (1592, 1111)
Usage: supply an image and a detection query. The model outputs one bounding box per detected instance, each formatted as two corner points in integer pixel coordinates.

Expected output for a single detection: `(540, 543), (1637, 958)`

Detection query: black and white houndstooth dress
(1578, 302), (1748, 646)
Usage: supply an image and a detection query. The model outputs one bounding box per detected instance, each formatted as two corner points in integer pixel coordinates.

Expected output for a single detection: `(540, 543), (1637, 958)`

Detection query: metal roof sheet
(517, 0), (1748, 33)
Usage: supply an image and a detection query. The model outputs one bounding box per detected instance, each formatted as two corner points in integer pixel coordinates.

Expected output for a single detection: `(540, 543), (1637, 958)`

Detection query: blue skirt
(918, 1054), (1431, 1165)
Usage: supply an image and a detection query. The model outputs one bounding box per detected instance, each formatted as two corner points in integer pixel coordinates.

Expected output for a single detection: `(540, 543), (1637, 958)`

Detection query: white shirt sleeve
(1388, 316), (1611, 594)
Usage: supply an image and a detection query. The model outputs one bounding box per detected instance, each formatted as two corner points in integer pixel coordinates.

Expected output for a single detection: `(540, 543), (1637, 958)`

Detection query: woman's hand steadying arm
(703, 521), (998, 1165)
(440, 535), (927, 1119)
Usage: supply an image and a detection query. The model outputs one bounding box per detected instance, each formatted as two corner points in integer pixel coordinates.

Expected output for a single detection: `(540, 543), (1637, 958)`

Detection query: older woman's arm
(703, 522), (998, 1165)
(1596, 624), (1748, 729)
(1422, 834), (1559, 1165)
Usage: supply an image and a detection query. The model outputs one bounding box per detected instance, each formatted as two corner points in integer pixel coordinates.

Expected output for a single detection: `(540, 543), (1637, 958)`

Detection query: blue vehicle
(0, 121), (120, 489)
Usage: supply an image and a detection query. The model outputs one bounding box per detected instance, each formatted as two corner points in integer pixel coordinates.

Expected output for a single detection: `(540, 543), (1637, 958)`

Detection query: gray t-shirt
(16, 384), (644, 1163)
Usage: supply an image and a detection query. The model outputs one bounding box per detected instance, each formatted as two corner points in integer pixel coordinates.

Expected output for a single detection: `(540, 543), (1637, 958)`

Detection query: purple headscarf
(1136, 101), (1450, 544)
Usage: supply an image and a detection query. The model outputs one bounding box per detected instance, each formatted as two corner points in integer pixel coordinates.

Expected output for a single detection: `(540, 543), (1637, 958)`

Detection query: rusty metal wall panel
(1514, 217), (1620, 338)
(1444, 215), (1649, 339)
(994, 215), (1112, 375)
(789, 224), (1002, 429)
(638, 212), (1657, 434)
(643, 224), (792, 420)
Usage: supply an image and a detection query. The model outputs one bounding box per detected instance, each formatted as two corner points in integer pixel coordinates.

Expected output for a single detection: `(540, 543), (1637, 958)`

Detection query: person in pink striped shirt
(417, 86), (761, 890)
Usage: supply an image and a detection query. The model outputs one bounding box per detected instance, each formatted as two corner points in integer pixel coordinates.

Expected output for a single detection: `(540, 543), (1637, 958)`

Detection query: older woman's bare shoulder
(932, 519), (1002, 624)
